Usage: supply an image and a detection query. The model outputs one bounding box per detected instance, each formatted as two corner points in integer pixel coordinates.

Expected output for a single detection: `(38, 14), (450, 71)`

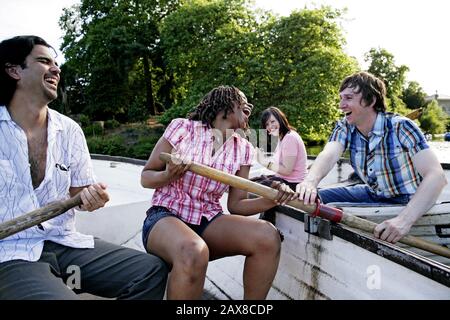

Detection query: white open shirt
(0, 106), (96, 262)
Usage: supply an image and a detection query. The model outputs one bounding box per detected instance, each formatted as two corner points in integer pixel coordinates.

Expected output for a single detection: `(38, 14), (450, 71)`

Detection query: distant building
(425, 92), (450, 115)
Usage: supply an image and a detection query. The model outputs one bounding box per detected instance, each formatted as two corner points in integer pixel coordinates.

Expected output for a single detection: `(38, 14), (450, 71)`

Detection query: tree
(160, 3), (358, 143)
(59, 0), (182, 120)
(253, 7), (358, 143)
(159, 0), (263, 115)
(402, 81), (426, 109)
(419, 100), (448, 135)
(365, 48), (409, 114)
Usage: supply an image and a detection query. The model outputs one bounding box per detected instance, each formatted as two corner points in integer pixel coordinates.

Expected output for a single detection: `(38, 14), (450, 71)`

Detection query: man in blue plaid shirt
(297, 72), (447, 244)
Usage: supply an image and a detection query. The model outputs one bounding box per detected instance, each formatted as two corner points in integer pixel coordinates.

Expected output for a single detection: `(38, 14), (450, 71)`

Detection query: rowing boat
(77, 155), (449, 299)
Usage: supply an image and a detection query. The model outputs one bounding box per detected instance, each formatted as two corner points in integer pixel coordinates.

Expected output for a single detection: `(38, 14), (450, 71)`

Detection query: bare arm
(296, 141), (344, 204)
(140, 136), (190, 189)
(272, 156), (296, 176)
(374, 149), (447, 243)
(255, 145), (297, 176)
(227, 165), (298, 215)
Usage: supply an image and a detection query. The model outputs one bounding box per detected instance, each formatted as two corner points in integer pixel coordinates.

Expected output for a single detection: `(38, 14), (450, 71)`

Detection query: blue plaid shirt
(329, 112), (429, 199)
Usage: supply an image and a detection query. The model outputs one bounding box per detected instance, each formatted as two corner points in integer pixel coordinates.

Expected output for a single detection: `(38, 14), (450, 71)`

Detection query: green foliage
(419, 100), (448, 134)
(86, 135), (127, 155)
(127, 95), (150, 122)
(160, 3), (357, 142)
(128, 135), (161, 159)
(83, 122), (104, 137)
(365, 48), (409, 115)
(402, 81), (426, 109)
(59, 0), (182, 120)
(158, 103), (193, 125)
(104, 119), (120, 129)
(78, 114), (91, 127)
(59, 1), (421, 150)
(86, 124), (164, 159)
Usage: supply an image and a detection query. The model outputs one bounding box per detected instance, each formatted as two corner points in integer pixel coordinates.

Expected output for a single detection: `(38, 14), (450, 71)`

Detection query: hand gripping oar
(160, 152), (450, 259)
(0, 193), (82, 240)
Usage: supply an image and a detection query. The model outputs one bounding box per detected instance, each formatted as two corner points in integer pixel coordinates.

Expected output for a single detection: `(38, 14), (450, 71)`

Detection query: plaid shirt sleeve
(328, 119), (350, 152)
(163, 118), (191, 149)
(240, 139), (255, 166)
(396, 118), (429, 156)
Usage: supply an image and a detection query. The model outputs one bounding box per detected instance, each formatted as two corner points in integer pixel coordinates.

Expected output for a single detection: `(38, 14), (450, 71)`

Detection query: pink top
(273, 130), (308, 183)
(152, 118), (254, 224)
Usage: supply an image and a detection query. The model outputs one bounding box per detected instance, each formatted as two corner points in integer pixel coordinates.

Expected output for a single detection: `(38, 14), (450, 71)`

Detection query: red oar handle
(311, 199), (344, 223)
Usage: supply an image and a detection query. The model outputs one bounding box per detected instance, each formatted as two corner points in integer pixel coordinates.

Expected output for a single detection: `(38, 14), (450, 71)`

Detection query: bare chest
(27, 133), (48, 189)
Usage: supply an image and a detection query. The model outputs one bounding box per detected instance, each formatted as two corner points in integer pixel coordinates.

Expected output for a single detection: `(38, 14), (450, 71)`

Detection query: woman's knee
(175, 240), (209, 272)
(252, 223), (281, 255)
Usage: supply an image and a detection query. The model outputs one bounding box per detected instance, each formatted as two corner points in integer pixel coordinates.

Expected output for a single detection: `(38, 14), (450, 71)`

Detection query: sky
(0, 0), (448, 95)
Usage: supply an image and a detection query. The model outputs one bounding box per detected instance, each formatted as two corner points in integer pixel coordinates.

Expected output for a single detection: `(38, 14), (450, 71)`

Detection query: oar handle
(159, 152), (342, 220)
(341, 214), (450, 258)
(0, 193), (82, 240)
(160, 152), (450, 259)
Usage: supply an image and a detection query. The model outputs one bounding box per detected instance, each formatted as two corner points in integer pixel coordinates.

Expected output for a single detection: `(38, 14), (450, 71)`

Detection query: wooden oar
(160, 152), (450, 259)
(0, 193), (82, 240)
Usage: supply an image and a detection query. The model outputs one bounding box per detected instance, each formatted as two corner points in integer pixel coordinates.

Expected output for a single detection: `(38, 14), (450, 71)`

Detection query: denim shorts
(318, 184), (410, 205)
(142, 206), (223, 252)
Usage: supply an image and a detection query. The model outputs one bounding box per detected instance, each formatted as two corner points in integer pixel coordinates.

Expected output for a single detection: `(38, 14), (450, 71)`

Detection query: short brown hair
(340, 71), (387, 112)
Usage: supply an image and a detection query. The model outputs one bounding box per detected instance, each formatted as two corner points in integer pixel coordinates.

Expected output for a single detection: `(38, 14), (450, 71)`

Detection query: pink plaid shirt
(151, 118), (254, 224)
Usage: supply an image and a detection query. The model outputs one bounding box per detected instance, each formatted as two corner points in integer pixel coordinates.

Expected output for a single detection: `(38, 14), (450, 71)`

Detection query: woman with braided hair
(141, 85), (297, 299)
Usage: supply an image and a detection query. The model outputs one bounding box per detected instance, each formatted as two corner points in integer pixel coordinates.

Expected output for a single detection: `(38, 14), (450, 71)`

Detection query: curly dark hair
(339, 71), (387, 113)
(0, 35), (54, 106)
(189, 85), (247, 127)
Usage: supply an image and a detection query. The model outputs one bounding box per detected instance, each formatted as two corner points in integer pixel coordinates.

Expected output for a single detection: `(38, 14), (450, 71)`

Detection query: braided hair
(189, 86), (246, 127)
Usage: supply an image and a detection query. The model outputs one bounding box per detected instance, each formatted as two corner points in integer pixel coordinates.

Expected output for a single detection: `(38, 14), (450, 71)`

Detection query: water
(429, 141), (450, 163)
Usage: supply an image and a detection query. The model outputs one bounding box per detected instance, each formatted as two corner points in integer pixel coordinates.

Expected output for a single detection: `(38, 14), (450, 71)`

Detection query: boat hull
(76, 156), (450, 300)
(207, 208), (450, 299)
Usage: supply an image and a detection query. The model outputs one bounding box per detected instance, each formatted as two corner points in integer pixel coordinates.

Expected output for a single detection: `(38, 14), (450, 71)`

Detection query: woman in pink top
(253, 107), (308, 225)
(140, 86), (297, 299)
(254, 106), (308, 190)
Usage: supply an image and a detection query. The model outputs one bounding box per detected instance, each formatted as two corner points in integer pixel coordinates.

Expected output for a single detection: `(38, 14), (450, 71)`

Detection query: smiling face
(265, 114), (280, 137)
(231, 90), (253, 130)
(17, 45), (61, 102)
(339, 86), (377, 128)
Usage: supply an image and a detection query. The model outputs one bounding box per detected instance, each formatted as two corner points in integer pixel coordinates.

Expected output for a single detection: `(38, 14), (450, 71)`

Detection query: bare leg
(202, 215), (281, 299)
(146, 216), (209, 299)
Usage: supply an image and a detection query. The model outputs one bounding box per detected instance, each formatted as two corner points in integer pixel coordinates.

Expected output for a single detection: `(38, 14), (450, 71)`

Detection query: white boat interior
(75, 155), (450, 299)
